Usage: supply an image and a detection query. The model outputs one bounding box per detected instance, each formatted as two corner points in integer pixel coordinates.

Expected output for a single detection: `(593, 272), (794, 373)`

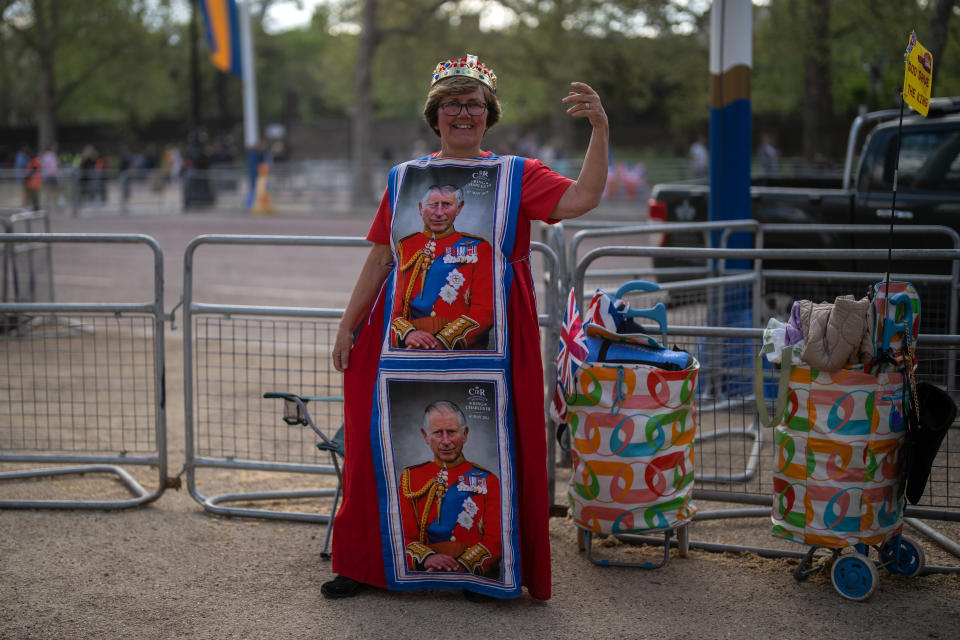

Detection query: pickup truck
(647, 98), (960, 280)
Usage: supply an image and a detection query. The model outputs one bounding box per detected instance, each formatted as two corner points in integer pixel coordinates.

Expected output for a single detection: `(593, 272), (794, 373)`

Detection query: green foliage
(3, 0), (960, 156)
(257, 7), (356, 120)
(2, 0), (192, 129)
(752, 0), (959, 122)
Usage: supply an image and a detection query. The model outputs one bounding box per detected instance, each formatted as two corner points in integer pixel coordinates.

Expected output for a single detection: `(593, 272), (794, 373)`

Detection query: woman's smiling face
(437, 86), (488, 157)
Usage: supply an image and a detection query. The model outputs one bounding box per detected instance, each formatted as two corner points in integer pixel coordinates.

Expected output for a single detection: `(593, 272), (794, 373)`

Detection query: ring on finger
(584, 102), (591, 109)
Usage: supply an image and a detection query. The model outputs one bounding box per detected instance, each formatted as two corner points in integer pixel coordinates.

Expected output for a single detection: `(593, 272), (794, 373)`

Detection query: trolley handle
(615, 280), (668, 334)
(879, 291), (915, 353)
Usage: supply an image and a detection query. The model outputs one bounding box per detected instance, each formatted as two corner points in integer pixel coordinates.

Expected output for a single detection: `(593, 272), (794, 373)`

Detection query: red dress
(332, 154), (571, 600)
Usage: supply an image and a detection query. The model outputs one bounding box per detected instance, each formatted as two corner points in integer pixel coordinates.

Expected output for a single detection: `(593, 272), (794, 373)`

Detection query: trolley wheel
(880, 535), (925, 578)
(830, 553), (879, 601)
(676, 524), (690, 558)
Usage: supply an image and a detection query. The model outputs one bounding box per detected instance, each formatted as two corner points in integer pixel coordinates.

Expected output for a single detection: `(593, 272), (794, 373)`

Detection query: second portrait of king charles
(399, 401), (501, 578)
(391, 184), (494, 350)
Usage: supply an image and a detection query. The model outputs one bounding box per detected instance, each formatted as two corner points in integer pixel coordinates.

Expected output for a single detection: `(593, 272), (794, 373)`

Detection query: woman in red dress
(327, 54), (608, 601)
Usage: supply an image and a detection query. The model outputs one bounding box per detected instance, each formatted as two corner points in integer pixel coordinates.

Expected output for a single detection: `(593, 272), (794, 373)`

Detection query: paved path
(2, 206), (959, 639)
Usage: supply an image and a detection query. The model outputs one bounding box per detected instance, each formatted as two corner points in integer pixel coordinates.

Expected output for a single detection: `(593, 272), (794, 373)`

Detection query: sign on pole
(903, 31), (933, 116)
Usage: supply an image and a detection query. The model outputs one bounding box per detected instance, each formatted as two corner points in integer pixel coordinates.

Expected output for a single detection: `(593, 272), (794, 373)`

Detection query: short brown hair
(423, 76), (501, 137)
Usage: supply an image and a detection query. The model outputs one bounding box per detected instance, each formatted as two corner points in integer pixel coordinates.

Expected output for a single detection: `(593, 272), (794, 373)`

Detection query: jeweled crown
(431, 54), (497, 94)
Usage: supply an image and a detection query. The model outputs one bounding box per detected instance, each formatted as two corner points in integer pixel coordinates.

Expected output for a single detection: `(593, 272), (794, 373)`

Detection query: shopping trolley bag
(754, 283), (933, 600)
(553, 284), (699, 540)
(760, 361), (908, 548)
(756, 284), (917, 549)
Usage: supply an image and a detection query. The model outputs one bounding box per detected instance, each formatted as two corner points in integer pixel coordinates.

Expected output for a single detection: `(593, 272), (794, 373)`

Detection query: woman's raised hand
(562, 82), (608, 130)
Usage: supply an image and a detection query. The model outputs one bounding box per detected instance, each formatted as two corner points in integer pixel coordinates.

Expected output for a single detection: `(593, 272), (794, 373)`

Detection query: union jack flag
(551, 289), (589, 422)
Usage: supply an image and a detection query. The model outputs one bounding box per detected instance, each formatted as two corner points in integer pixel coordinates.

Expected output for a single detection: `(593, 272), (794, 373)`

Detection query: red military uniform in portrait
(399, 456), (501, 577)
(391, 227), (494, 349)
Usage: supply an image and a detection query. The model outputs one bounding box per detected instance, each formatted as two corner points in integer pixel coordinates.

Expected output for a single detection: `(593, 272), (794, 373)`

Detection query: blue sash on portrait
(426, 469), (491, 543)
(410, 237), (483, 319)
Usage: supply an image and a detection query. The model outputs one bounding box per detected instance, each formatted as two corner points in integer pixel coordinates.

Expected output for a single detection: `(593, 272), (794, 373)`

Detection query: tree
(801, 0), (833, 161)
(1, 0), (170, 150)
(927, 0), (958, 88)
(257, 8), (349, 124)
(753, 0), (958, 157)
(351, 0), (378, 205)
(346, 0), (449, 205)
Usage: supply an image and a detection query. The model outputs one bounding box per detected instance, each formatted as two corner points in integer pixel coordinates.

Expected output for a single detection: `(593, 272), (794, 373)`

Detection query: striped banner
(198, 0), (242, 76)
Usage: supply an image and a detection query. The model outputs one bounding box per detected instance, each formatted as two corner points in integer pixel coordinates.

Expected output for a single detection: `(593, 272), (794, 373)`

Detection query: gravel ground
(2, 484), (959, 640)
(2, 207), (959, 639)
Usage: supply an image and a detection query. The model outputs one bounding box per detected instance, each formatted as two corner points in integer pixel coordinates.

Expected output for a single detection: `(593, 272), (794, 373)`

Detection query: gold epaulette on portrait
(398, 231), (425, 245)
(391, 317), (415, 341)
(457, 543), (492, 575)
(406, 541), (435, 566)
(401, 463), (434, 492)
(468, 463), (494, 477)
(458, 232), (485, 243)
(436, 315), (480, 349)
(396, 232), (426, 268)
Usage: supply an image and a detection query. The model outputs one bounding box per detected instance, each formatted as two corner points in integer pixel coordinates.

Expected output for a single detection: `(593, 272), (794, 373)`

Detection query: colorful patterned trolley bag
(552, 283), (699, 537)
(756, 282), (919, 549)
(764, 365), (907, 547)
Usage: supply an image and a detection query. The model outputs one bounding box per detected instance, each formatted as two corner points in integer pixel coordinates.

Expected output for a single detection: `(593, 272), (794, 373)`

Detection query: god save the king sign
(904, 31), (933, 116)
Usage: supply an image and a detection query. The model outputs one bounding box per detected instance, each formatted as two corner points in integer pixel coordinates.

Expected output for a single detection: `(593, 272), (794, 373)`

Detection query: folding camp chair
(263, 392), (344, 558)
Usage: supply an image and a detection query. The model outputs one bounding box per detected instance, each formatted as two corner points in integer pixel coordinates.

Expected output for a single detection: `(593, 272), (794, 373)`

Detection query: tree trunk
(36, 55), (56, 151)
(189, 0), (201, 139)
(33, 0), (57, 151)
(801, 0), (832, 161)
(350, 0), (378, 208)
(216, 70), (230, 140)
(926, 0), (957, 88)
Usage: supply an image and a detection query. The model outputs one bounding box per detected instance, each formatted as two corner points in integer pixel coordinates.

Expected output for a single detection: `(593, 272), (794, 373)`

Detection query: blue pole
(710, 1), (755, 396)
(709, 0), (752, 255)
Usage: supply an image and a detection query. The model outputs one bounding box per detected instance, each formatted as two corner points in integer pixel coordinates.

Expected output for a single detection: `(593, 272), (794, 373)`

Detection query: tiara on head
(431, 54), (497, 94)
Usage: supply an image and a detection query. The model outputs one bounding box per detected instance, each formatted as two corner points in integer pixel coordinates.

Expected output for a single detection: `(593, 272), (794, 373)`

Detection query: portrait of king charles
(399, 400), (501, 578)
(390, 184), (494, 351)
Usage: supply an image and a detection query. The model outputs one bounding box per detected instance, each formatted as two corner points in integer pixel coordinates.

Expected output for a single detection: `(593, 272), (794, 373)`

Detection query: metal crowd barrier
(564, 219), (762, 293)
(565, 241), (960, 567)
(563, 223), (959, 391)
(571, 244), (960, 529)
(1, 208), (54, 304)
(181, 234), (560, 521)
(0, 162), (396, 218)
(0, 233), (167, 508)
(182, 234), (366, 523)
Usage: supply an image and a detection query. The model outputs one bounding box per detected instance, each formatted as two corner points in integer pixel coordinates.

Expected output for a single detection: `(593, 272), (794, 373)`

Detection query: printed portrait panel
(378, 375), (515, 587)
(387, 164), (501, 352)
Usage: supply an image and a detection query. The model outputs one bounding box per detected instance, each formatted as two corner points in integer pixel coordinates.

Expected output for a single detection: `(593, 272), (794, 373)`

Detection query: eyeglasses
(439, 101), (488, 116)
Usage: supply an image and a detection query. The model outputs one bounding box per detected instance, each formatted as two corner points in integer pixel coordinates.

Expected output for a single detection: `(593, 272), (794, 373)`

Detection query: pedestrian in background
(689, 135), (708, 179)
(41, 144), (60, 211)
(23, 152), (42, 211)
(758, 133), (780, 177)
